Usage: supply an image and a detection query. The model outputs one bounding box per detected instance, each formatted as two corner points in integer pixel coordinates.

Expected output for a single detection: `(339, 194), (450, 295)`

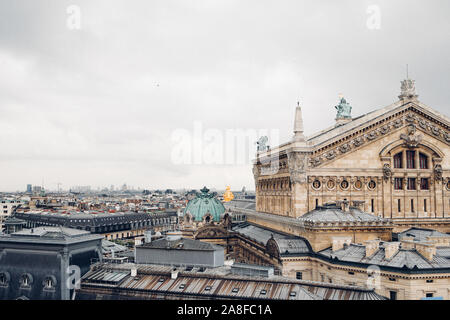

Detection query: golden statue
(223, 186), (234, 202)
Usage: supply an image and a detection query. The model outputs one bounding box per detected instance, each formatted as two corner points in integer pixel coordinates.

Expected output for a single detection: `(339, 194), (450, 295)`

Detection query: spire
(293, 101), (305, 142)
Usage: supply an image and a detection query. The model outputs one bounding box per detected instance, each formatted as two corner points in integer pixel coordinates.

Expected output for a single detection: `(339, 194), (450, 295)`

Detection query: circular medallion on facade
(354, 179), (362, 190)
(326, 179), (336, 190)
(446, 179), (450, 191)
(368, 180), (377, 190)
(340, 179), (349, 190)
(312, 179), (321, 190)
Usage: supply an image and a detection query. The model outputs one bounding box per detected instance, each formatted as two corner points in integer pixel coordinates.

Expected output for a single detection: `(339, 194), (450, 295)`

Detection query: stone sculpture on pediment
(400, 124), (422, 148)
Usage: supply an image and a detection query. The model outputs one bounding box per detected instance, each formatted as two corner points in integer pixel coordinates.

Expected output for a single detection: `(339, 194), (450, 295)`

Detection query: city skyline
(1, 1), (449, 191)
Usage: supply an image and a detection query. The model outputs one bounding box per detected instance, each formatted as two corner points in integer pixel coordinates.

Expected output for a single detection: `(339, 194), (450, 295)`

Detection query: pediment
(308, 101), (449, 168)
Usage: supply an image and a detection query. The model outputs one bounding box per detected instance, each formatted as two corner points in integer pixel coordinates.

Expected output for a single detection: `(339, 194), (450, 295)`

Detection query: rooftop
(298, 203), (391, 224)
(0, 226), (103, 244)
(319, 241), (450, 271)
(138, 237), (223, 252)
(232, 222), (312, 256)
(76, 262), (386, 300)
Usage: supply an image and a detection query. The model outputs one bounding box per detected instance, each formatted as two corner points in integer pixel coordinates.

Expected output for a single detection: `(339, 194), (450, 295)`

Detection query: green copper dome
(184, 186), (225, 222)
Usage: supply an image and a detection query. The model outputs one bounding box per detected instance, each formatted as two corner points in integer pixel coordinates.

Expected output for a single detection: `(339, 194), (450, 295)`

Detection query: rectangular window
(394, 178), (403, 190)
(424, 199), (427, 212)
(420, 178), (429, 190)
(390, 291), (397, 300)
(394, 152), (403, 168)
(371, 199), (374, 213)
(296, 272), (303, 280)
(315, 199), (318, 208)
(419, 153), (428, 169)
(407, 178), (416, 190)
(406, 151), (416, 169)
(398, 199), (401, 212)
(411, 199), (415, 213)
(426, 293), (433, 298)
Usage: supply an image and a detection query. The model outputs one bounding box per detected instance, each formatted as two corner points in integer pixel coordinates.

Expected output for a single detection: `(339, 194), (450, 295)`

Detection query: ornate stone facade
(253, 82), (450, 232)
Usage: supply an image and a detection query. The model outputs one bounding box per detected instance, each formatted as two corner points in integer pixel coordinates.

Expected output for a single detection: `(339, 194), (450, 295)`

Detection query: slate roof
(397, 227), (450, 242)
(0, 226), (103, 244)
(319, 242), (450, 270)
(232, 222), (312, 256)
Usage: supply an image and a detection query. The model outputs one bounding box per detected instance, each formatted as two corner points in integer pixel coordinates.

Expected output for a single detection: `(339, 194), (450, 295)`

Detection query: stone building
(14, 209), (177, 240)
(0, 227), (103, 300)
(135, 234), (225, 268)
(253, 79), (449, 232)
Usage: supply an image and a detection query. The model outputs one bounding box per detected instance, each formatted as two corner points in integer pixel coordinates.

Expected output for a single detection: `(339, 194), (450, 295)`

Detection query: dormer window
(20, 274), (32, 288)
(0, 272), (9, 287)
(43, 276), (56, 291)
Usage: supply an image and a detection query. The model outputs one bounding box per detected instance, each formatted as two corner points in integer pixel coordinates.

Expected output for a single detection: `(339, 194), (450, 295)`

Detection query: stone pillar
(288, 151), (309, 218)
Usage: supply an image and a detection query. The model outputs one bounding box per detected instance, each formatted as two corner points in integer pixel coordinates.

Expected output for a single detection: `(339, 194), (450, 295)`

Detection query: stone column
(433, 162), (444, 218)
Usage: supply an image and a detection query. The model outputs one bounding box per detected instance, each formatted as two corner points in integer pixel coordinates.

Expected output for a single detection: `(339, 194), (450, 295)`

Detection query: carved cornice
(309, 107), (450, 168)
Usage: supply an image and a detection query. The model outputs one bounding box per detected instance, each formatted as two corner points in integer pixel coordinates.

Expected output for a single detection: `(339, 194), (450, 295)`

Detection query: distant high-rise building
(26, 184), (32, 193)
(32, 186), (42, 194)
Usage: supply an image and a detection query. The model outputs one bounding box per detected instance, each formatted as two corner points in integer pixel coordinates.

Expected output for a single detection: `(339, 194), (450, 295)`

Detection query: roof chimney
(332, 237), (352, 252)
(426, 235), (450, 247)
(384, 242), (400, 260)
(365, 239), (380, 257)
(415, 242), (436, 262)
(337, 200), (350, 212)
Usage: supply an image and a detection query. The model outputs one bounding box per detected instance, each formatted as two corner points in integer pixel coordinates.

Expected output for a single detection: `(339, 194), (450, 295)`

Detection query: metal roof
(77, 263), (386, 300)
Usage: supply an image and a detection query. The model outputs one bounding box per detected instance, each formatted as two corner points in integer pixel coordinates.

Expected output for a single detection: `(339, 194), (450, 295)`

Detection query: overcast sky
(0, 0), (449, 192)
